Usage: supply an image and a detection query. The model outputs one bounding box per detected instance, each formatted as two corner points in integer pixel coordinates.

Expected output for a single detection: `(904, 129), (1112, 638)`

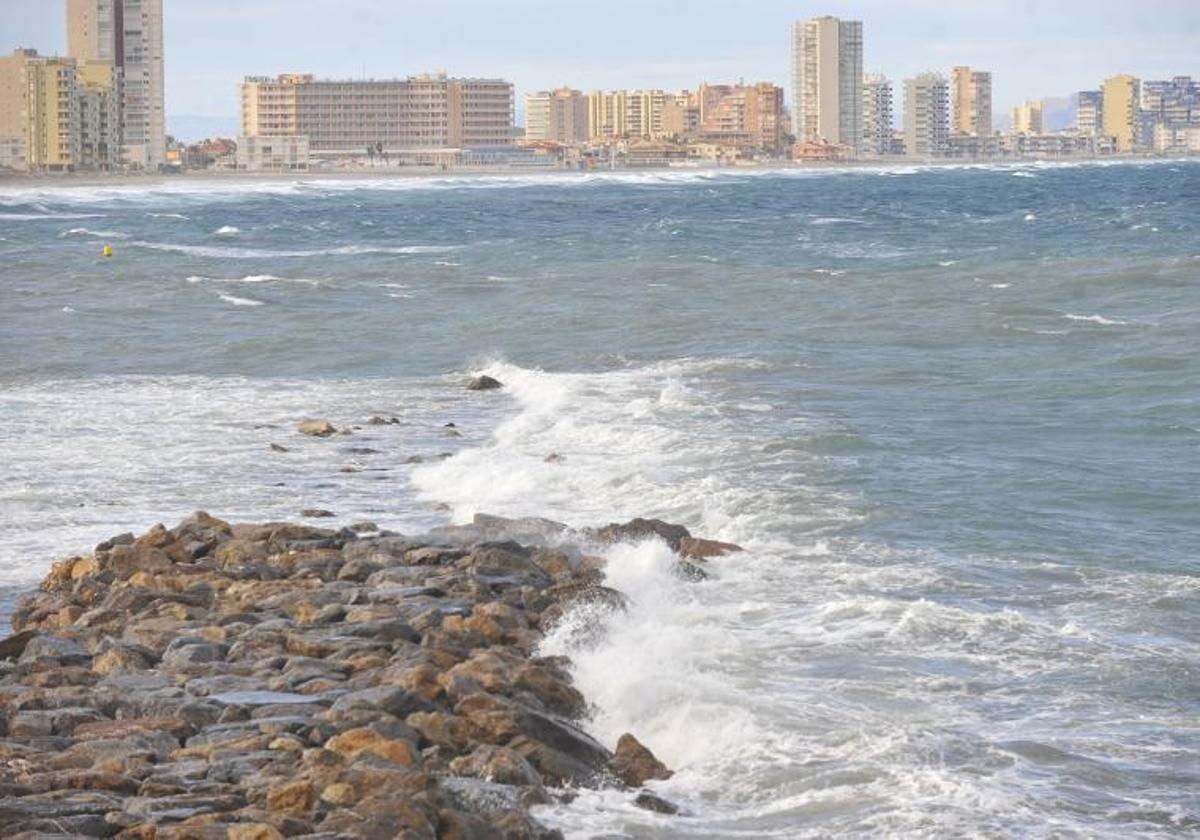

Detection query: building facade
(586, 90), (673, 140)
(951, 66), (992, 137)
(236, 135), (310, 171)
(791, 16), (863, 154)
(1011, 100), (1044, 135)
(524, 88), (588, 144)
(67, 0), (165, 169)
(904, 73), (949, 158)
(76, 60), (121, 170)
(862, 73), (894, 156)
(240, 73), (515, 155)
(1077, 91), (1103, 136)
(1102, 74), (1141, 153)
(1141, 77), (1200, 128)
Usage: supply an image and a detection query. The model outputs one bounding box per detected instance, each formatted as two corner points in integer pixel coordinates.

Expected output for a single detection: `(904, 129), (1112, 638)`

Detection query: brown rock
(325, 727), (418, 766)
(466, 375), (503, 391)
(297, 419), (337, 437)
(320, 782), (358, 806)
(610, 733), (673, 786)
(227, 826), (284, 840)
(265, 778), (313, 814)
(678, 536), (744, 560)
(448, 745), (543, 788)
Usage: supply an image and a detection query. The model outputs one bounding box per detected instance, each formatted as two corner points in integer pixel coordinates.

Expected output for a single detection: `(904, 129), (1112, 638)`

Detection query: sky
(2, 0), (1198, 139)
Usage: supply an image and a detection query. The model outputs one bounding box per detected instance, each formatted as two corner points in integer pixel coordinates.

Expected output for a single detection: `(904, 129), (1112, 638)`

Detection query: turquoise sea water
(1, 161), (1198, 836)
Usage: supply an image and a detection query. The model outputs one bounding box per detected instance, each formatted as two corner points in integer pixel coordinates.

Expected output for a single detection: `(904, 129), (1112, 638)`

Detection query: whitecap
(1011, 171), (1038, 179)
(214, 225), (240, 236)
(61, 227), (131, 240)
(938, 260), (959, 267)
(809, 216), (866, 225)
(0, 212), (106, 221)
(1023, 214), (1038, 222)
(1064, 313), (1126, 326)
(187, 274), (317, 285)
(130, 241), (453, 259)
(147, 212), (189, 220)
(434, 260), (462, 267)
(990, 283), (1011, 289)
(61, 305), (76, 313)
(217, 292), (264, 307)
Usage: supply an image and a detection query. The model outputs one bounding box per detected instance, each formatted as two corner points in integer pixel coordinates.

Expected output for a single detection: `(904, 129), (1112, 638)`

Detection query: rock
(266, 778), (314, 814)
(466, 375), (502, 391)
(634, 791), (679, 814)
(543, 453), (565, 464)
(674, 560), (709, 582)
(610, 733), (673, 786)
(0, 629), (38, 661)
(300, 509), (335, 518)
(366, 416), (400, 425)
(296, 419), (337, 437)
(320, 782), (358, 806)
(593, 518), (691, 551)
(269, 443), (289, 453)
(18, 634), (91, 666)
(331, 686), (433, 719)
(678, 536), (744, 560)
(227, 825), (285, 840)
(325, 727), (417, 765)
(448, 745), (543, 788)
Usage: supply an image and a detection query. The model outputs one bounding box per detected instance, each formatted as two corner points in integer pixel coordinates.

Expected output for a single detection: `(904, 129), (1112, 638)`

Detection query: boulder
(296, 419), (337, 437)
(610, 733), (673, 786)
(593, 518), (691, 551)
(465, 375), (503, 391)
(678, 536), (744, 560)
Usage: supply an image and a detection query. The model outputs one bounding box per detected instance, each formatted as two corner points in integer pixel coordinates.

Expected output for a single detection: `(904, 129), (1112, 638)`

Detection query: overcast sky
(3, 0), (1198, 124)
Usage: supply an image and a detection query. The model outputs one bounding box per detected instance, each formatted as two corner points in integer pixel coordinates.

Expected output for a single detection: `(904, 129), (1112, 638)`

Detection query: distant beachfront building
(792, 16), (863, 155)
(586, 90), (673, 139)
(1102, 75), (1141, 152)
(951, 66), (992, 137)
(524, 88), (588, 144)
(1011, 100), (1044, 135)
(903, 73), (949, 158)
(861, 74), (894, 156)
(240, 73), (515, 159)
(67, 0), (165, 170)
(694, 82), (786, 155)
(1076, 91), (1103, 137)
(236, 135), (310, 171)
(1141, 77), (1200, 129)
(0, 47), (120, 172)
(1153, 124), (1200, 154)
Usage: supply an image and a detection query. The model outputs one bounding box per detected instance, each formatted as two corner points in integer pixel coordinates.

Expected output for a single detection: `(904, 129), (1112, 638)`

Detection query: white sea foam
(0, 212), (106, 221)
(1024, 213), (1038, 222)
(991, 283), (1011, 289)
(186, 274), (319, 285)
(217, 292), (264, 307)
(938, 260), (959, 267)
(809, 216), (866, 225)
(1064, 313), (1127, 326)
(214, 225), (241, 236)
(147, 212), (189, 220)
(61, 227), (131, 240)
(1011, 171), (1038, 179)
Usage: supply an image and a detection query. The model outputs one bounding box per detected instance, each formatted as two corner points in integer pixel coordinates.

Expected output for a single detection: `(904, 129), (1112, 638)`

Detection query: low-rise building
(236, 134), (309, 171)
(1154, 123), (1200, 154)
(1002, 133), (1095, 158)
(944, 134), (1002, 160)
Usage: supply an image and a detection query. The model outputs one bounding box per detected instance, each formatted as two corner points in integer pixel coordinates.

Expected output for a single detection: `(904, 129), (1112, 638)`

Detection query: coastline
(1, 152), (1193, 191)
(0, 510), (735, 837)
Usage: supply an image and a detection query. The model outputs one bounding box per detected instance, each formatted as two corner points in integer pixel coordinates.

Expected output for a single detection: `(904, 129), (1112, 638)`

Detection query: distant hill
(168, 115), (239, 144)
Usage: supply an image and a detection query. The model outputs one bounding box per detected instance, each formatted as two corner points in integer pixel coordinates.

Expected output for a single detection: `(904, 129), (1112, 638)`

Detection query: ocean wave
(61, 227), (131, 240)
(217, 292), (264, 307)
(0, 212), (106, 221)
(214, 225), (241, 236)
(1064, 313), (1127, 326)
(130, 240), (455, 258)
(186, 274), (319, 285)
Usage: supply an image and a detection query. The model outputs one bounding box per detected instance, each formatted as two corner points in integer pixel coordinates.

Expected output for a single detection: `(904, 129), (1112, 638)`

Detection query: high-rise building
(240, 73), (514, 154)
(586, 90), (671, 140)
(1141, 77), (1200, 127)
(1077, 91), (1103, 136)
(791, 16), (863, 154)
(67, 0), (164, 170)
(862, 73), (894, 156)
(951, 66), (992, 136)
(524, 88), (588, 144)
(1102, 74), (1141, 152)
(1011, 100), (1044, 135)
(903, 72), (949, 158)
(76, 60), (121, 170)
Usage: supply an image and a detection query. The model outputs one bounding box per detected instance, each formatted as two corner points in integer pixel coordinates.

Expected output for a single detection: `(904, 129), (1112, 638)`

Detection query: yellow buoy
(101, 244), (113, 258)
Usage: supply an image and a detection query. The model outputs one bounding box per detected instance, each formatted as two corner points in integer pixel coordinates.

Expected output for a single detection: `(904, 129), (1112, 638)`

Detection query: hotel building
(240, 73), (515, 156)
(791, 16), (863, 154)
(951, 66), (992, 137)
(67, 0), (165, 169)
(904, 72), (949, 158)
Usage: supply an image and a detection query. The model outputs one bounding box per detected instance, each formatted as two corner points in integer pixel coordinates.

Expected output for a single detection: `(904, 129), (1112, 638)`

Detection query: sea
(1, 161), (1198, 838)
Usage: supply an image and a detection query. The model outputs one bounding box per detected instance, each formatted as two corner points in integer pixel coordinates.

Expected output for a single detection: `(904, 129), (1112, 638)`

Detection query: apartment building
(586, 90), (673, 139)
(904, 73), (949, 158)
(952, 66), (992, 136)
(862, 74), (894, 156)
(1102, 75), (1141, 152)
(67, 0), (165, 169)
(792, 16), (863, 154)
(240, 73), (515, 155)
(1077, 91), (1103, 137)
(524, 88), (588, 144)
(1011, 100), (1044, 135)
(1141, 77), (1200, 127)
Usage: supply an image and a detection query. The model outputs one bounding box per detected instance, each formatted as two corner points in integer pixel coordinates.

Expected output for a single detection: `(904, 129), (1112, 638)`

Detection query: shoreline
(1, 153), (1195, 191)
(0, 510), (738, 837)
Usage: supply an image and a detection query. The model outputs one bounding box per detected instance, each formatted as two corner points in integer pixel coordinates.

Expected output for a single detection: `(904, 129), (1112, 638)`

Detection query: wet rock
(593, 518), (691, 551)
(678, 536), (744, 560)
(634, 791), (679, 814)
(610, 733), (673, 786)
(0, 630), (38, 661)
(448, 744), (543, 788)
(269, 443), (289, 453)
(300, 509), (335, 519)
(296, 419), (337, 437)
(466, 375), (503, 391)
(543, 453), (565, 464)
(366, 416), (400, 425)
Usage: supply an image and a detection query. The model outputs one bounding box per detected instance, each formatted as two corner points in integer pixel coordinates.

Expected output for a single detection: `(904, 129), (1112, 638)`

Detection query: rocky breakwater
(0, 511), (739, 839)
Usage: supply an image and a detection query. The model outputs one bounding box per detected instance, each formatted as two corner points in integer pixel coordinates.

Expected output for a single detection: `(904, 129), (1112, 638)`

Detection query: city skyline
(2, 0), (1197, 140)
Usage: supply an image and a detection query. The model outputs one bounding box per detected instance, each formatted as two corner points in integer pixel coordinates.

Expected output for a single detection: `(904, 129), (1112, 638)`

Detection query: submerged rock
(296, 419), (337, 437)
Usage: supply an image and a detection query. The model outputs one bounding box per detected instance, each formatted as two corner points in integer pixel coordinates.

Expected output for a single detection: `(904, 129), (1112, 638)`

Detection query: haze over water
(1, 161), (1198, 836)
